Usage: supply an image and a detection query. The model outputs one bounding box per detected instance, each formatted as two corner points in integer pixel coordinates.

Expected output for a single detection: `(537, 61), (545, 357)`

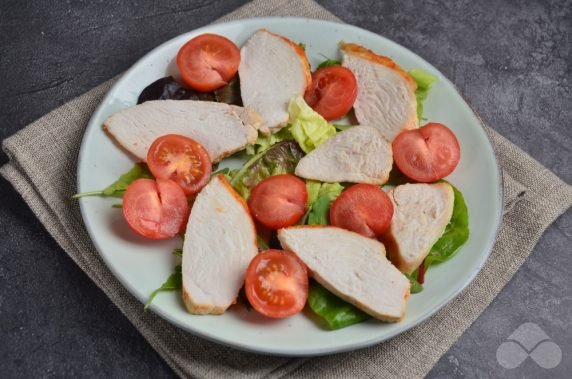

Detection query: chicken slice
(239, 29), (311, 134)
(278, 226), (410, 322)
(295, 125), (393, 185)
(181, 174), (258, 315)
(104, 100), (262, 163)
(341, 42), (418, 142)
(383, 182), (455, 274)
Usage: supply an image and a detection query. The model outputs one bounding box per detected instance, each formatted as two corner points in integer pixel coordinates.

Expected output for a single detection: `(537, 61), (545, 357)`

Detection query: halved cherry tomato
(392, 123), (461, 183)
(245, 249), (309, 318)
(304, 66), (357, 121)
(248, 175), (308, 230)
(330, 184), (393, 238)
(146, 134), (211, 196)
(122, 178), (190, 240)
(176, 33), (240, 92)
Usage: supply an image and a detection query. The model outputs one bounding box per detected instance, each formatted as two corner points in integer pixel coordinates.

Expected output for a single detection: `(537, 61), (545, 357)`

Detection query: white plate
(77, 17), (503, 356)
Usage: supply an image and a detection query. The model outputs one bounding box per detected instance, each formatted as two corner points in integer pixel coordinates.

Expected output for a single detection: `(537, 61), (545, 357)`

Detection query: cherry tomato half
(304, 66), (357, 121)
(330, 184), (394, 238)
(122, 178), (190, 240)
(176, 33), (240, 92)
(245, 249), (309, 318)
(146, 134), (212, 196)
(392, 122), (461, 183)
(248, 174), (308, 230)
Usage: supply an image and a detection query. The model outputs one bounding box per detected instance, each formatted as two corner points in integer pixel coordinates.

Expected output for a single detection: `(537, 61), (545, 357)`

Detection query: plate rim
(77, 16), (504, 356)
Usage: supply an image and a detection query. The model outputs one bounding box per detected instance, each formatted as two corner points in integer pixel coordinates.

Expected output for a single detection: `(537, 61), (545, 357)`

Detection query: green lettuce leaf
(425, 184), (469, 265)
(405, 267), (424, 294)
(231, 141), (305, 199)
(307, 182), (344, 225)
(288, 96), (337, 153)
(246, 128), (294, 155)
(316, 58), (341, 70)
(409, 69), (437, 122)
(307, 281), (370, 330)
(144, 264), (182, 310)
(72, 163), (153, 199)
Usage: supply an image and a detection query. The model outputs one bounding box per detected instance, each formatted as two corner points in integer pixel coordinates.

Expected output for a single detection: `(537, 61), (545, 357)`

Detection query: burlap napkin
(2, 0), (571, 377)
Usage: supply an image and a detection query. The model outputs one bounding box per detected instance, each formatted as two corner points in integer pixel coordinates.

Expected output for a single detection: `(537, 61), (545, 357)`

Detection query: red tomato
(146, 134), (212, 196)
(248, 175), (307, 230)
(122, 178), (190, 240)
(330, 184), (393, 238)
(245, 249), (309, 318)
(176, 33), (240, 92)
(392, 123), (461, 183)
(304, 66), (357, 120)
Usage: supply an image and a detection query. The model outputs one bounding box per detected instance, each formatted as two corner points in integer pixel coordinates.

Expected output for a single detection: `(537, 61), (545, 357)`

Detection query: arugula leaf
(211, 167), (236, 182)
(144, 265), (182, 310)
(298, 42), (306, 51)
(425, 184), (469, 265)
(257, 235), (269, 251)
(73, 163), (153, 199)
(408, 69), (437, 122)
(307, 281), (370, 330)
(231, 141), (305, 199)
(316, 58), (341, 70)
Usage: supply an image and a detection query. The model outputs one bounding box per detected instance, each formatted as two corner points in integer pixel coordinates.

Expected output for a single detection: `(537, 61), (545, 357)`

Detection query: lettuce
(409, 69), (437, 122)
(288, 96), (337, 153)
(246, 127), (294, 155)
(307, 281), (370, 330)
(306, 182), (344, 225)
(231, 141), (305, 199)
(425, 184), (469, 265)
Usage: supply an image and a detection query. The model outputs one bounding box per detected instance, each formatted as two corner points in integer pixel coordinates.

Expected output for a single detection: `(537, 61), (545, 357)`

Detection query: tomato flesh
(147, 134), (211, 196)
(122, 178), (190, 240)
(176, 33), (240, 92)
(392, 123), (461, 183)
(304, 66), (357, 120)
(248, 175), (308, 230)
(245, 249), (308, 318)
(330, 184), (394, 238)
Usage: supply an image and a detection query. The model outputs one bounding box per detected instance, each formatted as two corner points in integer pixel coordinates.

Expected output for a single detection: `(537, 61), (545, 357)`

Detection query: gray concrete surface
(0, 0), (570, 377)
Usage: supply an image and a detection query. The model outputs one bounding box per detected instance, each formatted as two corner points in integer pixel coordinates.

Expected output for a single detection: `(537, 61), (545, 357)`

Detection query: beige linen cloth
(2, 0), (572, 377)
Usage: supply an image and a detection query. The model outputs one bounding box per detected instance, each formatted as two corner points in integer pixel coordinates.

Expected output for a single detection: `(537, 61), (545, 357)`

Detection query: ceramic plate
(77, 17), (503, 356)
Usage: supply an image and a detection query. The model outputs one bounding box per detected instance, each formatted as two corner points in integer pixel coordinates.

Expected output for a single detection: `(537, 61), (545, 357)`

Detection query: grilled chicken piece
(278, 226), (410, 322)
(181, 175), (258, 315)
(383, 182), (455, 274)
(341, 42), (418, 142)
(295, 125), (393, 185)
(239, 29), (311, 134)
(104, 100), (262, 163)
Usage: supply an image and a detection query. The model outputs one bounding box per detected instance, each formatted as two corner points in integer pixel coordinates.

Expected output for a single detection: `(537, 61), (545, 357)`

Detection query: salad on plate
(75, 28), (469, 330)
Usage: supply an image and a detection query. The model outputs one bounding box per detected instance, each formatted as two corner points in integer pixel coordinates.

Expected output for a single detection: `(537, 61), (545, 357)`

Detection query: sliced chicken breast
(341, 42), (418, 142)
(104, 100), (262, 163)
(239, 29), (311, 134)
(278, 226), (410, 322)
(181, 174), (258, 315)
(383, 182), (455, 274)
(295, 125), (393, 185)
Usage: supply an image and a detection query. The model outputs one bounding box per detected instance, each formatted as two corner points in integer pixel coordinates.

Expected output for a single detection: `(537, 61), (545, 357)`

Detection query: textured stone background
(0, 0), (570, 377)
